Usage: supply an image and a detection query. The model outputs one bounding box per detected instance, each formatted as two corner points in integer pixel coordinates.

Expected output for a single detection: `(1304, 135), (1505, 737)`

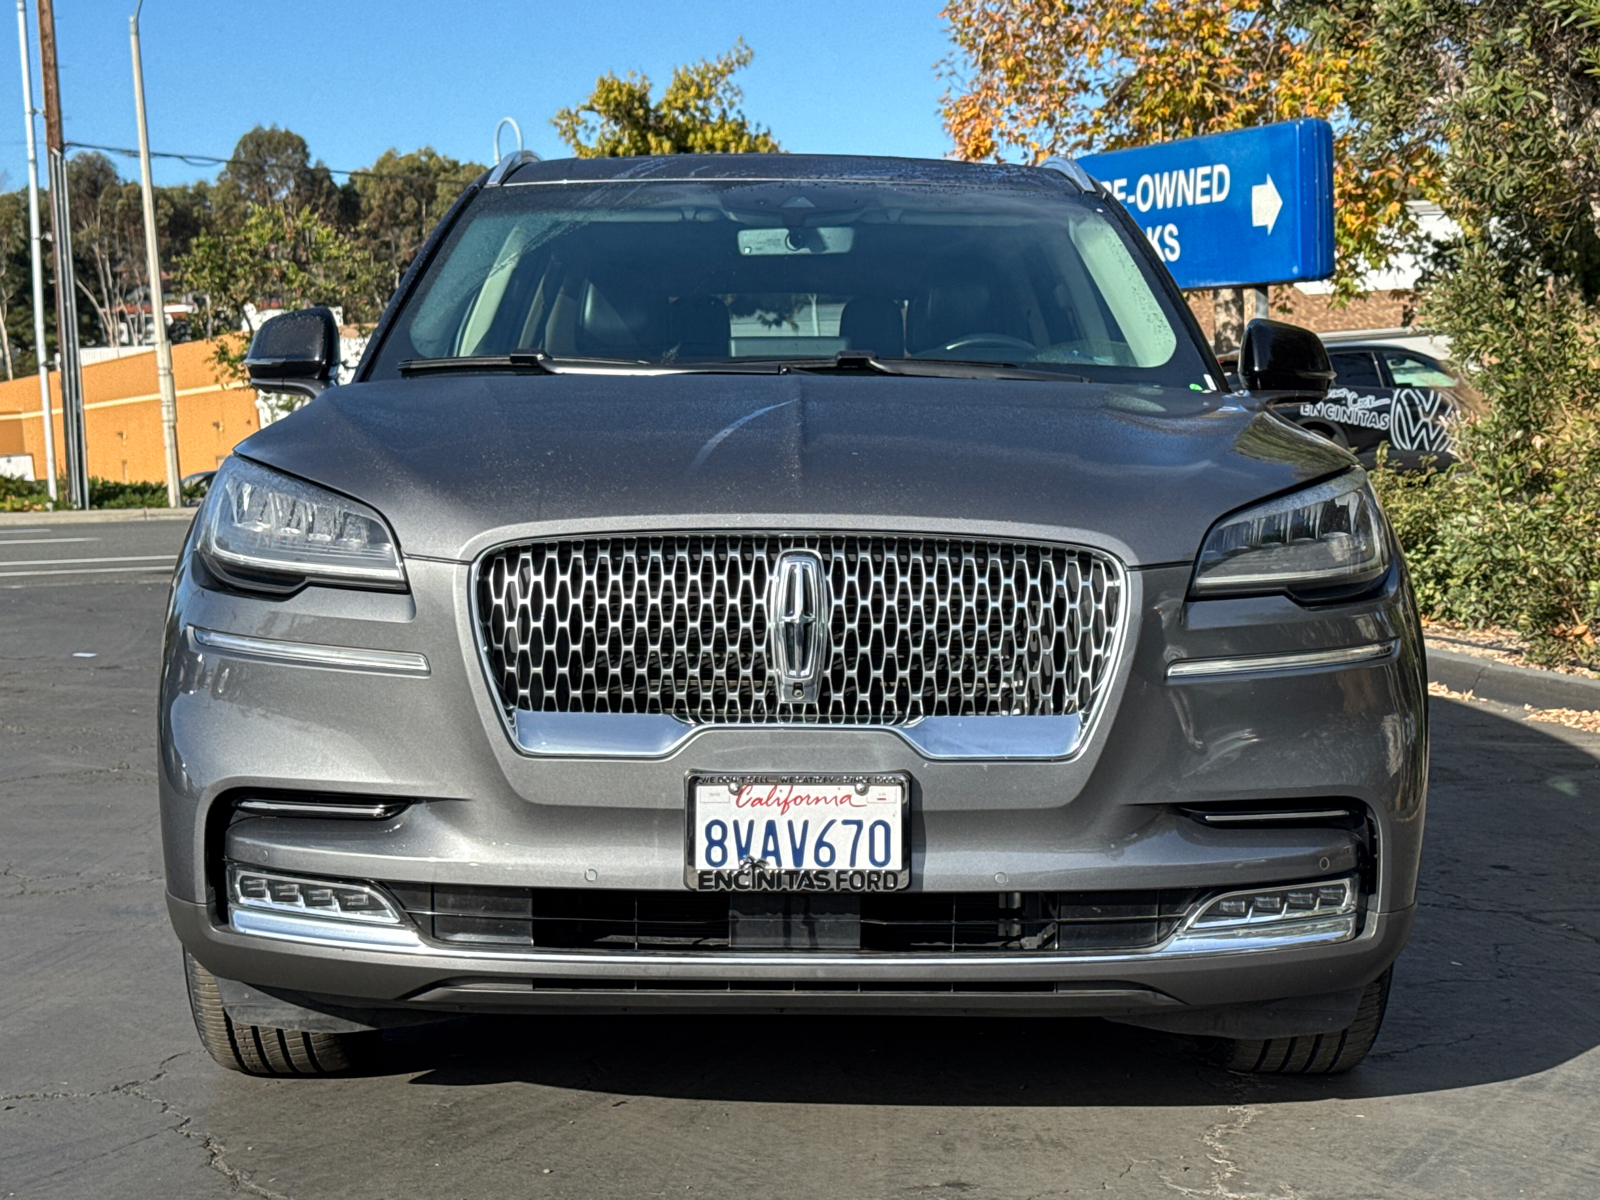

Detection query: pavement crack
(1157, 1103), (1299, 1200)
(4, 1053), (293, 1200)
(0, 862), (164, 897)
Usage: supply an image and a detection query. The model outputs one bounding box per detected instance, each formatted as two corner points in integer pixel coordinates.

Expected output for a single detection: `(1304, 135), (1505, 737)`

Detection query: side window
(1328, 351), (1384, 389)
(1381, 351), (1456, 389)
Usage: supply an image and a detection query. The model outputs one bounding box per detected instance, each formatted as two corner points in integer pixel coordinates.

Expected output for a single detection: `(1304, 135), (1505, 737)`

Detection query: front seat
(839, 297), (906, 358)
(667, 296), (731, 361)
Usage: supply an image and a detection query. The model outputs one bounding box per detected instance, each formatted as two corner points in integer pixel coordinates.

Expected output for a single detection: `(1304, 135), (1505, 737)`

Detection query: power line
(61, 139), (484, 185)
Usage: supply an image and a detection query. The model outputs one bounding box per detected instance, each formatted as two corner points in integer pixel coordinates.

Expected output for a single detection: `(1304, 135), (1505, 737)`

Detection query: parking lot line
(0, 554), (175, 566)
(0, 562), (174, 578)
(0, 537), (101, 545)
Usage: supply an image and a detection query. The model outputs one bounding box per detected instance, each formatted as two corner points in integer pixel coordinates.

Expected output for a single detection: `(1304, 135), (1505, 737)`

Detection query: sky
(0, 0), (958, 191)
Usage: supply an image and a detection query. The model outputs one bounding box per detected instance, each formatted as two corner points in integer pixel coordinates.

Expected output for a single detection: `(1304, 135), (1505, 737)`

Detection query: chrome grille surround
(473, 533), (1127, 733)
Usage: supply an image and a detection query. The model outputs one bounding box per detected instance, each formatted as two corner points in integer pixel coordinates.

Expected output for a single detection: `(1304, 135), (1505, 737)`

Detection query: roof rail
(1038, 156), (1096, 192)
(485, 149), (542, 188)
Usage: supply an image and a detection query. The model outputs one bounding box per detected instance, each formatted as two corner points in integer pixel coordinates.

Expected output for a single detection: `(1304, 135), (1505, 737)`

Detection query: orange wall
(0, 339), (260, 483)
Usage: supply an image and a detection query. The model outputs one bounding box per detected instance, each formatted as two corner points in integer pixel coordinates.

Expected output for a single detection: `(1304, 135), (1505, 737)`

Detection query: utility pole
(15, 0), (54, 501)
(36, 0), (87, 508)
(130, 1), (179, 506)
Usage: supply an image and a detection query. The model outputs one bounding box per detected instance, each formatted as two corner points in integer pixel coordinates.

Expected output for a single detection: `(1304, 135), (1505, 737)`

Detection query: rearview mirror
(243, 307), (340, 400)
(1238, 318), (1335, 397)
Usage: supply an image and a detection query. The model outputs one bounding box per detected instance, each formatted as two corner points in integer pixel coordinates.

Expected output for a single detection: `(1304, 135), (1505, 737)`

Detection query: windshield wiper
(400, 353), (555, 376)
(398, 353), (659, 377)
(398, 351), (1089, 383)
(689, 352), (1089, 383)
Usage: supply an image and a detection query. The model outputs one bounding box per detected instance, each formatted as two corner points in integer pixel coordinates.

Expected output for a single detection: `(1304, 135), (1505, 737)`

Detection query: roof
(497, 153), (1083, 192)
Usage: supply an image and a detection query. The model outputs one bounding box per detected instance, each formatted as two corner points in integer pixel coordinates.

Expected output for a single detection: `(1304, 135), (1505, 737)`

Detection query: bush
(0, 474), (51, 512)
(0, 474), (203, 511)
(1372, 249), (1600, 665)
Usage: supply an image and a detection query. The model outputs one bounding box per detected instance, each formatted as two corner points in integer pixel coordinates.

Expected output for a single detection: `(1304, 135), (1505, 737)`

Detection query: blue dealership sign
(1078, 119), (1335, 290)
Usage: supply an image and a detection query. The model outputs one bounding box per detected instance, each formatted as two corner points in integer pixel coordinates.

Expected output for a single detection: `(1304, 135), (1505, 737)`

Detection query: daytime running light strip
(190, 627), (430, 676)
(1166, 640), (1396, 680)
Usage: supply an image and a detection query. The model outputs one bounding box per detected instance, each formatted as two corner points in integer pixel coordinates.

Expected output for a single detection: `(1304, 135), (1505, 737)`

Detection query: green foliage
(177, 204), (384, 381)
(0, 473), (50, 511)
(353, 148), (484, 289)
(1295, 0), (1600, 661)
(215, 125), (343, 219)
(0, 474), (202, 511)
(89, 476), (205, 508)
(552, 40), (780, 157)
(1371, 251), (1600, 664)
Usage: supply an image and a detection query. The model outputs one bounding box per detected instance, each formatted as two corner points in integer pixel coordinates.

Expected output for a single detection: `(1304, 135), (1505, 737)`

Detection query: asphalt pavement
(0, 513), (192, 587)
(3, 520), (1598, 1199)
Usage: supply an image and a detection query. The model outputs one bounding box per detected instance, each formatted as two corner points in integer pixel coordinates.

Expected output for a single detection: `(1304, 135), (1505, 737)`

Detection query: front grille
(385, 885), (1197, 954)
(474, 534), (1124, 726)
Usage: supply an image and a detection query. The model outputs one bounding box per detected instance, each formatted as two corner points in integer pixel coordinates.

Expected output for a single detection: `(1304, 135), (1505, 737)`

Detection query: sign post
(1079, 119), (1335, 350)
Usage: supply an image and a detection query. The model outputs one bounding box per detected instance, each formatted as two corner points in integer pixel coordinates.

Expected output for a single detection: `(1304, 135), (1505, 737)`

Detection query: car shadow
(381, 697), (1600, 1104)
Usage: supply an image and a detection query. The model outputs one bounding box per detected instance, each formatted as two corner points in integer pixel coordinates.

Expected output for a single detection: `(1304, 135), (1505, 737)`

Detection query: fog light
(228, 864), (402, 926)
(1192, 877), (1357, 929)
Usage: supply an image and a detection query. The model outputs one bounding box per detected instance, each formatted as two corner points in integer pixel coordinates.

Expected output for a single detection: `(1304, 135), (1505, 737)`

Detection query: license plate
(686, 775), (909, 892)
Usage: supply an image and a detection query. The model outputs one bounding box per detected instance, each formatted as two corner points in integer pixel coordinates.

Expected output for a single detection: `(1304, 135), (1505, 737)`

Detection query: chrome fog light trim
(227, 864), (405, 926)
(230, 907), (426, 949)
(191, 627), (430, 676)
(234, 797), (410, 820)
(1166, 640), (1395, 680)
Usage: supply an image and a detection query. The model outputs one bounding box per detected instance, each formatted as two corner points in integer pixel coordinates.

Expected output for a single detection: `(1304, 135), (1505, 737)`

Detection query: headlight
(196, 456), (406, 590)
(1192, 471), (1388, 595)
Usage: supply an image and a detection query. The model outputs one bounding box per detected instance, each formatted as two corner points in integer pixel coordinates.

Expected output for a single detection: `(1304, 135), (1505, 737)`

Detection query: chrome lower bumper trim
(1166, 640), (1396, 680)
(510, 711), (1084, 760)
(227, 909), (1358, 965)
(190, 626), (430, 676)
(230, 907), (427, 949)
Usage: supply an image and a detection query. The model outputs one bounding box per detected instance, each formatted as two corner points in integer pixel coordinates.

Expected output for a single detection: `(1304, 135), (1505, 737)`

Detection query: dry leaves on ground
(1429, 681), (1600, 733)
(1523, 705), (1600, 734)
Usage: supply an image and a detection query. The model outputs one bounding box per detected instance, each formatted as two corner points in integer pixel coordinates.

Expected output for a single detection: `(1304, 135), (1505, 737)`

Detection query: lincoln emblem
(769, 550), (829, 704)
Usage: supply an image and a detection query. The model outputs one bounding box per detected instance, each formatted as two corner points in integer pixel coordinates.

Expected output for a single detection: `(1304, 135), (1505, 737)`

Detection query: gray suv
(162, 153), (1426, 1077)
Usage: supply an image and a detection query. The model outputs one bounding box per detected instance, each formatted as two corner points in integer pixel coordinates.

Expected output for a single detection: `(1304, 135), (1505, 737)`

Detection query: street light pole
(129, 0), (179, 507)
(15, 0), (55, 501)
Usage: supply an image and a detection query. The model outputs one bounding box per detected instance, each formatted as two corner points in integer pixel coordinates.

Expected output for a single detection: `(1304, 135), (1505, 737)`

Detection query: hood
(235, 373), (1353, 566)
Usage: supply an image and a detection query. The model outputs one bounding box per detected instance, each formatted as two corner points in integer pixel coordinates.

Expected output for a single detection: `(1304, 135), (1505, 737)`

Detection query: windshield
(364, 176), (1214, 387)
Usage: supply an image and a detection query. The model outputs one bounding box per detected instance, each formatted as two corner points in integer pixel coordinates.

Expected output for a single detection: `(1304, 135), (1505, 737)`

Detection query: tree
(215, 125), (342, 219)
(0, 191), (25, 378)
(1290, 0), (1600, 662)
(177, 203), (382, 381)
(553, 40), (780, 157)
(1291, 0), (1600, 298)
(938, 0), (1435, 293)
(353, 147), (484, 289)
(67, 152), (147, 349)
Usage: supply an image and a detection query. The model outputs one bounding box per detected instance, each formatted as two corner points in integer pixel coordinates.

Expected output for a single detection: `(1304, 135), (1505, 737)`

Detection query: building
(0, 340), (257, 484)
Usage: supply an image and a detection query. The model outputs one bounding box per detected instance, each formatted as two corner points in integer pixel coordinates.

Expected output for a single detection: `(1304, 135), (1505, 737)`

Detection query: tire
(183, 950), (370, 1075)
(1208, 968), (1392, 1075)
(1300, 421), (1350, 449)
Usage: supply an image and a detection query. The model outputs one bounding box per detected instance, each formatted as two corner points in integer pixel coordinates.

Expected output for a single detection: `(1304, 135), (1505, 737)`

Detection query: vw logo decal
(769, 550), (829, 704)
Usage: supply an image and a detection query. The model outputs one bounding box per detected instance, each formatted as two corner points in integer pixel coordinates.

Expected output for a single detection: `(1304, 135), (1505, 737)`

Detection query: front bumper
(159, 537), (1428, 1020)
(168, 892), (1413, 1017)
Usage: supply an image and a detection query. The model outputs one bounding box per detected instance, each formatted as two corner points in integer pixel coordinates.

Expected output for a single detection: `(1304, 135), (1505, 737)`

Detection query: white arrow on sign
(1252, 175), (1283, 235)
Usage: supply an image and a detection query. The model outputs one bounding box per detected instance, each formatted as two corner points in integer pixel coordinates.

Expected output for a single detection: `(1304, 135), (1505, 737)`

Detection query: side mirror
(243, 307), (340, 400)
(1238, 318), (1335, 397)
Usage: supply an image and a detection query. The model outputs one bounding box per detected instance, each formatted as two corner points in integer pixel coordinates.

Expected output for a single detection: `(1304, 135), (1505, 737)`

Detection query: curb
(0, 507), (196, 526)
(1427, 646), (1600, 712)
